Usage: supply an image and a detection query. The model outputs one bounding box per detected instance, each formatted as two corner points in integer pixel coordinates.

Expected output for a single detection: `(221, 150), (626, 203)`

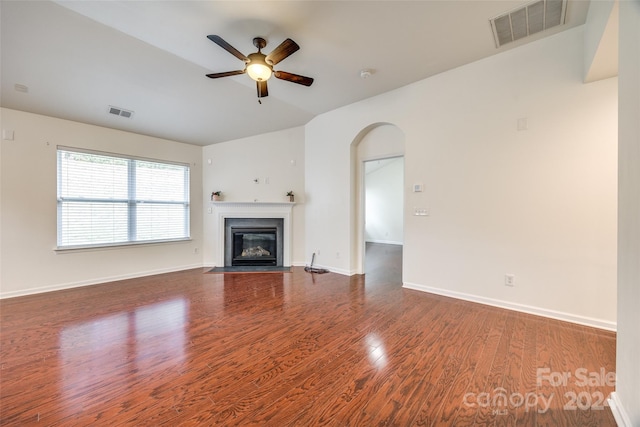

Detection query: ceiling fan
(205, 35), (314, 101)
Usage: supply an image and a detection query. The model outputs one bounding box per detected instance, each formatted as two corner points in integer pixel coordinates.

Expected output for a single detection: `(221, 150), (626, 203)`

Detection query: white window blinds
(57, 148), (190, 248)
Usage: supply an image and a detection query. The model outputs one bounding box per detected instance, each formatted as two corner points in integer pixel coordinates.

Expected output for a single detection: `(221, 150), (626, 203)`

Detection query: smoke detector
(490, 0), (567, 48)
(360, 69), (373, 79)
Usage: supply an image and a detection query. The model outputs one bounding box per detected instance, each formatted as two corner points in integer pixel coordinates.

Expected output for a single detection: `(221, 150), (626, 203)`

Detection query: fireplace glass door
(231, 228), (277, 266)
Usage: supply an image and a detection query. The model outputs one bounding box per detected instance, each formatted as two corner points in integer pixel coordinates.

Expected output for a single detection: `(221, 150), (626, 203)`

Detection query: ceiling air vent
(490, 0), (567, 48)
(108, 106), (134, 119)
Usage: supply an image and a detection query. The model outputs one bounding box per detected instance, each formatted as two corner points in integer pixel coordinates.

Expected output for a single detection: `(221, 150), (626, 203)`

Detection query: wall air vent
(108, 106), (134, 119)
(490, 0), (567, 48)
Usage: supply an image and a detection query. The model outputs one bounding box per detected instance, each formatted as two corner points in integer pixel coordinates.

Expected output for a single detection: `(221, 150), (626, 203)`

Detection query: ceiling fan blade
(206, 70), (246, 79)
(207, 35), (248, 62)
(274, 71), (314, 87)
(257, 80), (269, 98)
(265, 38), (300, 65)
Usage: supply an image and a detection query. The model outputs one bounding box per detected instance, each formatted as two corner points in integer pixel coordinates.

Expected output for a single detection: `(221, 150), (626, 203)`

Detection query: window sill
(55, 238), (192, 253)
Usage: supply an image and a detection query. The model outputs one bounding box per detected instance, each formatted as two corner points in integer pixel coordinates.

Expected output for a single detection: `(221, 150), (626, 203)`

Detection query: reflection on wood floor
(1, 244), (616, 426)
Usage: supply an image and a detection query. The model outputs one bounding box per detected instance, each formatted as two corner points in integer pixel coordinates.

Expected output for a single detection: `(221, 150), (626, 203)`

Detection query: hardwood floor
(1, 244), (616, 426)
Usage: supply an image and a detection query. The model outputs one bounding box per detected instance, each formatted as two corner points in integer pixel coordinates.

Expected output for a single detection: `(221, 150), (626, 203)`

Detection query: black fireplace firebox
(231, 228), (277, 266)
(224, 218), (284, 267)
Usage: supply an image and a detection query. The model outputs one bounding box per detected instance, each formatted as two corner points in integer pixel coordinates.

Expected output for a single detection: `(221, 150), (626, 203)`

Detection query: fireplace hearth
(224, 218), (284, 267)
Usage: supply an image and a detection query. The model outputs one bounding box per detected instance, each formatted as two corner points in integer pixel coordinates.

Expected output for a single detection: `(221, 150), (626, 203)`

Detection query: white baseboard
(403, 281), (617, 331)
(608, 392), (633, 427)
(334, 267), (360, 276)
(294, 261), (357, 276)
(314, 265), (357, 276)
(365, 240), (403, 246)
(0, 263), (204, 299)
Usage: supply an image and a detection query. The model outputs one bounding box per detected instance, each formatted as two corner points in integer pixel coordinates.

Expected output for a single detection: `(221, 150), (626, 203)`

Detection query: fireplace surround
(212, 202), (294, 268)
(224, 218), (283, 267)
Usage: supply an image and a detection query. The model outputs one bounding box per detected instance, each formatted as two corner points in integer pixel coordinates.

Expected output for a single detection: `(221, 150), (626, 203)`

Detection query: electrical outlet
(505, 274), (515, 287)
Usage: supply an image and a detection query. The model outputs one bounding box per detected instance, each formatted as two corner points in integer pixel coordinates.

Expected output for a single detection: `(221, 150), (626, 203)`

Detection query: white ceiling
(1, 0), (592, 146)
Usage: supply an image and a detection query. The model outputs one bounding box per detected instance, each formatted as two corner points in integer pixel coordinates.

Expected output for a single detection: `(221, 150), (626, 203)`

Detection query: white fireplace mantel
(211, 201), (295, 208)
(211, 201), (294, 267)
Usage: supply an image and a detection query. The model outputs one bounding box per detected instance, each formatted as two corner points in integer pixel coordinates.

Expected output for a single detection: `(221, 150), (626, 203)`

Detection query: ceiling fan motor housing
(253, 37), (267, 50)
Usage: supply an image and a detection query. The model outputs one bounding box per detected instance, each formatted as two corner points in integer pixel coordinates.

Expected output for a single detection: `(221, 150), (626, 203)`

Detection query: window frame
(56, 146), (191, 251)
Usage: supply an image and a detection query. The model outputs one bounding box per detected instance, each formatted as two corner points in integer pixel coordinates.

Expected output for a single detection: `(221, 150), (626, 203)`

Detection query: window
(57, 147), (190, 249)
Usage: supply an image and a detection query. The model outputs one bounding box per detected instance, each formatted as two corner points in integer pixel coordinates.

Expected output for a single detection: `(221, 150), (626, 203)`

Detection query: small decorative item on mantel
(211, 191), (222, 201)
(286, 191), (294, 202)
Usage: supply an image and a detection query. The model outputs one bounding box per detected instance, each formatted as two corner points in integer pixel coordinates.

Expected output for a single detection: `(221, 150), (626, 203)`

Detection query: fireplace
(224, 218), (284, 267)
(212, 202), (294, 268)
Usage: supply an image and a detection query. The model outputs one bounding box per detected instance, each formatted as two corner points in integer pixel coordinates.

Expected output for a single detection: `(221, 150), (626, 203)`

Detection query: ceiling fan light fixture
(246, 53), (272, 81)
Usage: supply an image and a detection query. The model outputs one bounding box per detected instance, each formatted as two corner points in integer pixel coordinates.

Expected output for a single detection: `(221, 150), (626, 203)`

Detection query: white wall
(583, 0), (618, 82)
(201, 127), (306, 266)
(0, 108), (203, 298)
(365, 157), (403, 244)
(613, 0), (640, 424)
(305, 26), (618, 329)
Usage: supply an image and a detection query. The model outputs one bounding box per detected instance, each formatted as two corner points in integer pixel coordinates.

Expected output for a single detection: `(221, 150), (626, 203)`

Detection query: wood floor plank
(230, 297), (425, 424)
(406, 305), (488, 426)
(514, 313), (540, 426)
(0, 243), (617, 426)
(494, 313), (526, 427)
(448, 309), (509, 426)
(241, 299), (447, 426)
(429, 309), (501, 426)
(369, 302), (472, 425)
(299, 297), (448, 426)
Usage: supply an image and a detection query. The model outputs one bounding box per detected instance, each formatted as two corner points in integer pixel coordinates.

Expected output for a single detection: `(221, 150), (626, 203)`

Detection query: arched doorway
(350, 123), (405, 275)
